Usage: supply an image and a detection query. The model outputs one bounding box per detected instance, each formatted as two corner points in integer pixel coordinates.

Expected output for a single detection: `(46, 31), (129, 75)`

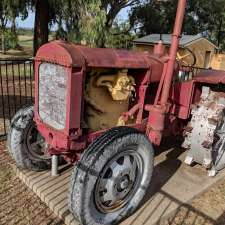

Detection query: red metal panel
(194, 70), (225, 84)
(35, 41), (85, 67)
(67, 69), (84, 129)
(74, 45), (151, 69)
(36, 40), (154, 69)
(169, 81), (195, 119)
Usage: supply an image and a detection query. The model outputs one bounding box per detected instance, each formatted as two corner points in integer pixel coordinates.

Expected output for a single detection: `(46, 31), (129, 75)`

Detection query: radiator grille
(39, 63), (67, 130)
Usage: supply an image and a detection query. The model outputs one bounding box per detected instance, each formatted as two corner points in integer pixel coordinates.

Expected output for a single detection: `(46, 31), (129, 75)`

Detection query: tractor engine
(84, 68), (135, 131)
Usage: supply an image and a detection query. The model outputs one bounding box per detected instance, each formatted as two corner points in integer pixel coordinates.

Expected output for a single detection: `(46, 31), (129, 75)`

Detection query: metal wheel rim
(94, 147), (143, 213)
(26, 123), (50, 160)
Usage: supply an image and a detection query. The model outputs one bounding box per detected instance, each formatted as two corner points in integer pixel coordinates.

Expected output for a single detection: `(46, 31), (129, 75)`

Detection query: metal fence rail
(0, 59), (34, 139)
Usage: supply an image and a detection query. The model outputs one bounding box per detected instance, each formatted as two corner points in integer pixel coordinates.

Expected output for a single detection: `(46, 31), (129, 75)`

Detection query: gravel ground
(0, 142), (65, 225)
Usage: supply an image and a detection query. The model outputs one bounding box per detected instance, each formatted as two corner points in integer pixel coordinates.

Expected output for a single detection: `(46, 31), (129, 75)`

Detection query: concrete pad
(14, 145), (225, 225)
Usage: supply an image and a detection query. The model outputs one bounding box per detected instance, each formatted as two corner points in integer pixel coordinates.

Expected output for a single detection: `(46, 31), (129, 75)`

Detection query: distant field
(18, 35), (33, 48)
(18, 34), (54, 49)
(0, 33), (55, 60)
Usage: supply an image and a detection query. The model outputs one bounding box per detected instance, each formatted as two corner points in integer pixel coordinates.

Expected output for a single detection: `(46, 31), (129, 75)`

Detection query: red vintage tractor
(7, 0), (225, 224)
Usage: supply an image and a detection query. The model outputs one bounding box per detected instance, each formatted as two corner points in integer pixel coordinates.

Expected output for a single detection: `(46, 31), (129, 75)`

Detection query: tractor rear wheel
(69, 127), (154, 225)
(7, 106), (51, 171)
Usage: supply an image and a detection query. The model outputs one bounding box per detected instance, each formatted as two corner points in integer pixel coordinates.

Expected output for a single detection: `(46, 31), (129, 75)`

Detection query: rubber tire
(69, 126), (154, 225)
(7, 105), (51, 171)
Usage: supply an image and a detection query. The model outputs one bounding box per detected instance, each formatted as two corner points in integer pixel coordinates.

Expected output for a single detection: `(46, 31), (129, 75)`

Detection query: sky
(16, 8), (129, 29)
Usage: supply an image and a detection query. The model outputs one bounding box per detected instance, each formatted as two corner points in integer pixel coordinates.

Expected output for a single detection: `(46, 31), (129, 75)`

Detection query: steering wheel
(176, 47), (197, 67)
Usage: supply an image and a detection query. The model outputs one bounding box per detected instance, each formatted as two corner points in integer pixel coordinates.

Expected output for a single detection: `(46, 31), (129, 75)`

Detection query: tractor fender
(194, 69), (225, 85)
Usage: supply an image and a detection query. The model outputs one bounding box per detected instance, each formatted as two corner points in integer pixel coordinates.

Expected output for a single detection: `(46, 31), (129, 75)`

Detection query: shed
(210, 54), (225, 71)
(134, 34), (218, 68)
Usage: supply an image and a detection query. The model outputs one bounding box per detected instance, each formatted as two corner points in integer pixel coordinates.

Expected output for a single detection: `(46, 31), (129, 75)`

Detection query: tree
(33, 0), (50, 55)
(106, 21), (136, 49)
(98, 0), (142, 46)
(0, 0), (29, 53)
(31, 0), (142, 53)
(187, 0), (225, 50)
(129, 0), (182, 35)
(55, 0), (141, 47)
(33, 0), (85, 54)
(0, 0), (9, 54)
(129, 0), (225, 50)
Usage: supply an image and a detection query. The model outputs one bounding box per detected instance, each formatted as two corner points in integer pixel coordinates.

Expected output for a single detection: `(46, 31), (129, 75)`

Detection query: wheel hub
(95, 150), (141, 213)
(118, 175), (130, 191)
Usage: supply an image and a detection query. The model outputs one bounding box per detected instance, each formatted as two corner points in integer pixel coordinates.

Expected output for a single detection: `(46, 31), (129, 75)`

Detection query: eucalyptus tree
(32, 0), (142, 53)
(0, 0), (9, 53)
(0, 0), (29, 53)
(98, 0), (142, 47)
(54, 0), (141, 47)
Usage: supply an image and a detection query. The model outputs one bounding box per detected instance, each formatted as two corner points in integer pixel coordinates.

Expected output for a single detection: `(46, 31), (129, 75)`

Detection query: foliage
(187, 0), (225, 50)
(53, 0), (140, 47)
(0, 0), (29, 52)
(1, 0), (140, 51)
(5, 29), (19, 49)
(106, 21), (135, 49)
(0, 29), (19, 51)
(129, 0), (225, 50)
(80, 1), (106, 47)
(0, 0), (8, 31)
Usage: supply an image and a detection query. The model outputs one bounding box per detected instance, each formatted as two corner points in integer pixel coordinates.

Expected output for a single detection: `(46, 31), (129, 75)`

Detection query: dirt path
(0, 143), (65, 225)
(161, 179), (225, 225)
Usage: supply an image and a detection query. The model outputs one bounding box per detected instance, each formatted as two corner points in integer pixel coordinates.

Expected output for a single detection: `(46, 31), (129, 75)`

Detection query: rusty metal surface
(35, 41), (86, 67)
(36, 40), (163, 70)
(74, 45), (152, 69)
(183, 86), (225, 176)
(169, 80), (195, 119)
(194, 69), (225, 84)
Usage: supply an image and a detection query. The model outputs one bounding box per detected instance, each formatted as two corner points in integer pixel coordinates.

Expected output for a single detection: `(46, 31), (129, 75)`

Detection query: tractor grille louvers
(39, 63), (67, 130)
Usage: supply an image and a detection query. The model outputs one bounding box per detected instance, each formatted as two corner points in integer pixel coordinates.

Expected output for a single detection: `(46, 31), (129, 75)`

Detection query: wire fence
(0, 59), (34, 140)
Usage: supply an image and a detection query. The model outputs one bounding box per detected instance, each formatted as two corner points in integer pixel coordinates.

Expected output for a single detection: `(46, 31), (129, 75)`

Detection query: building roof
(134, 34), (218, 48)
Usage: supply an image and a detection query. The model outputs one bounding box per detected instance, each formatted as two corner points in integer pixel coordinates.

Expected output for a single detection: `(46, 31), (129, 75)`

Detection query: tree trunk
(11, 18), (17, 35)
(1, 32), (5, 54)
(33, 0), (50, 56)
(217, 18), (223, 49)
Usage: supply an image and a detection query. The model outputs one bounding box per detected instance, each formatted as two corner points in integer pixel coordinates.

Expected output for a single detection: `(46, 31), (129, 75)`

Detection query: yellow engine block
(84, 69), (135, 131)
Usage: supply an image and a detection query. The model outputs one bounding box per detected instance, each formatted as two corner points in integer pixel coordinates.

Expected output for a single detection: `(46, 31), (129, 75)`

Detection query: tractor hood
(35, 41), (164, 73)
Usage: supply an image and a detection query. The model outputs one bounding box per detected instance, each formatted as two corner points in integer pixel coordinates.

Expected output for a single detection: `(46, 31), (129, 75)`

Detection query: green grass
(0, 63), (33, 77)
(19, 39), (33, 48)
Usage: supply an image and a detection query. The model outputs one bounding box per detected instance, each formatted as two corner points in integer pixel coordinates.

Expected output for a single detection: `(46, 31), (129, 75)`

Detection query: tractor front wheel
(7, 106), (51, 171)
(69, 127), (154, 225)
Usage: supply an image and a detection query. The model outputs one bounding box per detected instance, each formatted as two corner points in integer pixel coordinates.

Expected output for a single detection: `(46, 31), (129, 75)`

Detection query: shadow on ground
(122, 137), (225, 225)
